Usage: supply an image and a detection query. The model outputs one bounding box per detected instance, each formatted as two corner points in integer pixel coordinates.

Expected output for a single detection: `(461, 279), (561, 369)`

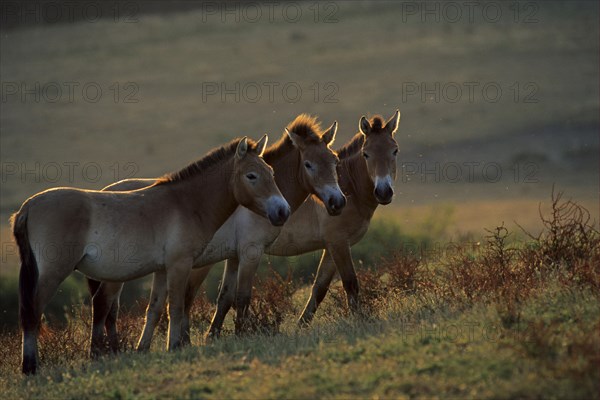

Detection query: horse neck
(340, 154), (378, 218)
(166, 158), (238, 233)
(266, 149), (309, 212)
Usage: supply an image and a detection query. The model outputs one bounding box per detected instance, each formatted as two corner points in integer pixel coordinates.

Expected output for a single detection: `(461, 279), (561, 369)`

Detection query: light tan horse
(204, 110), (400, 334)
(12, 135), (289, 374)
(87, 115), (346, 353)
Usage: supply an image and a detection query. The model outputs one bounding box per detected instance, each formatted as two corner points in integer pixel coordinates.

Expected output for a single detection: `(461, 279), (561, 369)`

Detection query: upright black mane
(337, 133), (364, 159)
(337, 115), (386, 159)
(264, 114), (324, 162)
(158, 138), (256, 183)
(285, 114), (323, 143)
(369, 115), (386, 131)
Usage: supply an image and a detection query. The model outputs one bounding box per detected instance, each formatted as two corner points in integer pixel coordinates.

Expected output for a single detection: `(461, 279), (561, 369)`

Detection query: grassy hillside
(0, 193), (598, 398)
(1, 1), (598, 228)
(1, 286), (597, 399)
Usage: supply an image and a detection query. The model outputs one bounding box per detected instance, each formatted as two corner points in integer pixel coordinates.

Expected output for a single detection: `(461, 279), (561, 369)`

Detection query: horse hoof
(22, 358), (37, 375)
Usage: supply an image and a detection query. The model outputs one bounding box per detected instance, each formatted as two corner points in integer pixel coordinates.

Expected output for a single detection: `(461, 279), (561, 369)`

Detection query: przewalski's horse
(12, 135), (289, 374)
(206, 110), (400, 333)
(87, 114), (346, 352)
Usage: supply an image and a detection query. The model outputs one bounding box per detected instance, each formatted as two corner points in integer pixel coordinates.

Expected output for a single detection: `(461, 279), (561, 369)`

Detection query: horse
(12, 135), (289, 374)
(86, 114), (346, 352)
(206, 110), (400, 334)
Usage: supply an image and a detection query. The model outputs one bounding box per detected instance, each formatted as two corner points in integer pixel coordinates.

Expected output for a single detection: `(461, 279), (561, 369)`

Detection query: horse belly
(79, 228), (163, 281)
(75, 253), (161, 282)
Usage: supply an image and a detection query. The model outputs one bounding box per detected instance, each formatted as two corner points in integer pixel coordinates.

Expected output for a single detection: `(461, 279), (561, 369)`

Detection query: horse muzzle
(374, 176), (394, 205)
(266, 196), (291, 226)
(325, 192), (346, 216)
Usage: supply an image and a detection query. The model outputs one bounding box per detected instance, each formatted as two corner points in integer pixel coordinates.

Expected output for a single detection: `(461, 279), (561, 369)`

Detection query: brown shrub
(356, 267), (388, 317)
(327, 264), (391, 319)
(444, 225), (527, 306)
(188, 291), (214, 327)
(329, 254), (430, 318)
(385, 253), (422, 294)
(37, 306), (91, 367)
(519, 188), (599, 270)
(242, 269), (297, 335)
(0, 304), (148, 375)
(113, 310), (144, 353)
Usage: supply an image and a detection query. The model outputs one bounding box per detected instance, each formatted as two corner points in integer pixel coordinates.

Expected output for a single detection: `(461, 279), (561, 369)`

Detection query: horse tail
(11, 206), (39, 332)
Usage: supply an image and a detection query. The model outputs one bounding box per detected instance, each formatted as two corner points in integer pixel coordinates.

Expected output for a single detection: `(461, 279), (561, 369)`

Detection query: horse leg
(165, 259), (192, 351)
(105, 285), (122, 354)
(298, 250), (337, 326)
(234, 251), (264, 335)
(136, 270), (167, 352)
(87, 278), (104, 354)
(90, 281), (123, 358)
(87, 278), (101, 297)
(23, 264), (71, 374)
(206, 258), (239, 339)
(327, 243), (360, 313)
(181, 266), (211, 346)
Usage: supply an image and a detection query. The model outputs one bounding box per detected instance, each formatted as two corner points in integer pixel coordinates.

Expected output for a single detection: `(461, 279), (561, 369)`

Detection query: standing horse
(87, 114), (346, 352)
(12, 135), (289, 374)
(206, 110), (400, 333)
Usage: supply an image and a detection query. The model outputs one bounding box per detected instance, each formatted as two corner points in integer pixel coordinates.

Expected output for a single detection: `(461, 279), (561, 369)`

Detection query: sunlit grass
(0, 193), (598, 399)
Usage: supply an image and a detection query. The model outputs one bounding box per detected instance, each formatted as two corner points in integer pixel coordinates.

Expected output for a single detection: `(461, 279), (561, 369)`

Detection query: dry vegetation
(0, 191), (598, 398)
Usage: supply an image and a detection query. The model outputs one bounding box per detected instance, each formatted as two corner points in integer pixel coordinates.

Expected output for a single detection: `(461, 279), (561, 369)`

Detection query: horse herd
(11, 110), (401, 374)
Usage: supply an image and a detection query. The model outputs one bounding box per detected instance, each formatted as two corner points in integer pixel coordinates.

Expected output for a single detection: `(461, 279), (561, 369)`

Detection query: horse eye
(246, 173), (257, 181)
(363, 152), (370, 159)
(304, 161), (313, 170)
(393, 149), (398, 156)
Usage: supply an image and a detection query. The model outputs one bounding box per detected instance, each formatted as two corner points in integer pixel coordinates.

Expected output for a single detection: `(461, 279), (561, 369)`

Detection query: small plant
(243, 269), (297, 335)
(188, 291), (214, 327)
(519, 188), (599, 269)
(385, 253), (422, 294)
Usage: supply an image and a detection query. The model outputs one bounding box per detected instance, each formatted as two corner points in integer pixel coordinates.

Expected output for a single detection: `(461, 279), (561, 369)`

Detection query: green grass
(0, 282), (597, 399)
(0, 193), (598, 399)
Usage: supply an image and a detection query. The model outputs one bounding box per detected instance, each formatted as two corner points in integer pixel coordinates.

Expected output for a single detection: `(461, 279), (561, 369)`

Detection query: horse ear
(359, 116), (370, 136)
(236, 137), (249, 159)
(256, 134), (268, 157)
(385, 109), (400, 136)
(322, 121), (338, 145)
(285, 128), (305, 150)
